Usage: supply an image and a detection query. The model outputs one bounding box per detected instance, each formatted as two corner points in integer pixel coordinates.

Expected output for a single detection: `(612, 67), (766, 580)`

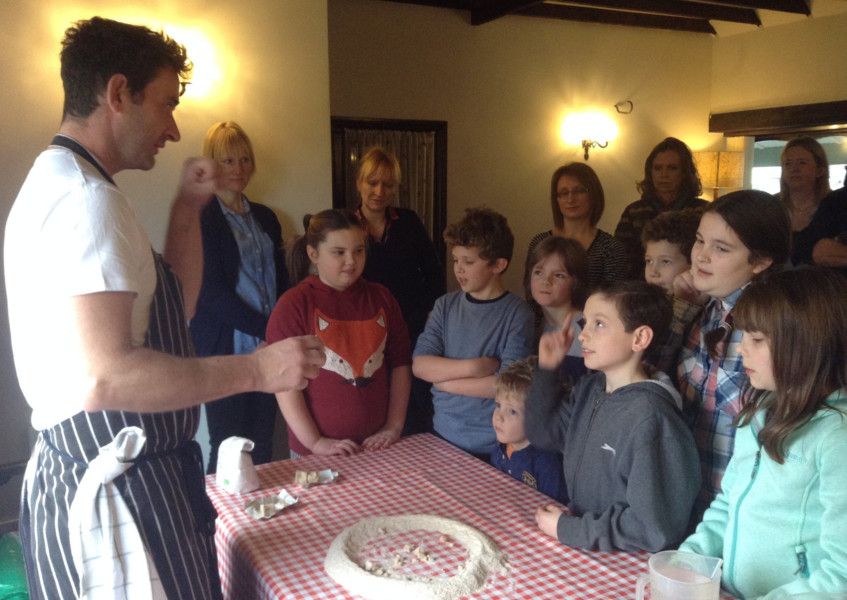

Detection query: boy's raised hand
(538, 313), (575, 370)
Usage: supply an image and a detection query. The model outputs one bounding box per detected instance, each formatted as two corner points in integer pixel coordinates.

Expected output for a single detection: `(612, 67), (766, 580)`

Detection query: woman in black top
(354, 147), (444, 434)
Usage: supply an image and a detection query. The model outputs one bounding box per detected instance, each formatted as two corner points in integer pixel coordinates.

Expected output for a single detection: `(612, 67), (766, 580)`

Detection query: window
(751, 135), (847, 195)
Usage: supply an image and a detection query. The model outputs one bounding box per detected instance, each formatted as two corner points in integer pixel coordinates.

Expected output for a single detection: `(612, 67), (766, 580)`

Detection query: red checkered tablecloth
(206, 434), (733, 599)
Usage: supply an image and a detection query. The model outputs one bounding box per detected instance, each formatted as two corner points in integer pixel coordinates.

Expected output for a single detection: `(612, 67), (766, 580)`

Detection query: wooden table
(206, 433), (732, 599)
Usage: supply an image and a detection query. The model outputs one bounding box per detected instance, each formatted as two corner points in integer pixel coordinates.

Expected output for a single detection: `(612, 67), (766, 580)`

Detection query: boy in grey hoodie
(527, 281), (699, 552)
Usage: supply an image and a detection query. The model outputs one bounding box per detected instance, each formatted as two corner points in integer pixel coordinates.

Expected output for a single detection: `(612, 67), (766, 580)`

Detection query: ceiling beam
(709, 100), (847, 136)
(519, 3), (717, 33)
(377, 0), (474, 9)
(552, 0), (760, 25)
(471, 1), (543, 25)
(692, 0), (810, 15)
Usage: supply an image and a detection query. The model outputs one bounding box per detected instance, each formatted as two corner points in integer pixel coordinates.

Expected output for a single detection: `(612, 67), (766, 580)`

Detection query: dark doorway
(330, 117), (448, 268)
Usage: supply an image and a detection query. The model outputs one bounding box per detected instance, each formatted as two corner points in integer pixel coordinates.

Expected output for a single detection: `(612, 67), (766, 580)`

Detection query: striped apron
(18, 253), (222, 600)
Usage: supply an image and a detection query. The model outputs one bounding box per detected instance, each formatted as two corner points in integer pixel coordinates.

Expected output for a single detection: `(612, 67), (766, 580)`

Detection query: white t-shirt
(4, 146), (156, 430)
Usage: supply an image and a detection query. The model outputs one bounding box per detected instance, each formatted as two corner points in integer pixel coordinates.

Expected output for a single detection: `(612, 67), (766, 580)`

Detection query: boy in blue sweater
(490, 357), (566, 501)
(413, 207), (534, 460)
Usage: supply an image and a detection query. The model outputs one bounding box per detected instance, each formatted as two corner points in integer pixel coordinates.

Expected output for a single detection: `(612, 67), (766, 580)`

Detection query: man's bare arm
(163, 158), (219, 320)
(74, 291), (324, 413)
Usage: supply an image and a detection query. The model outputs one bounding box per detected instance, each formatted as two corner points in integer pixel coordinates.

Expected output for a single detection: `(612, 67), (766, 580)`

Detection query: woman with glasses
(527, 162), (627, 290)
(614, 137), (708, 278)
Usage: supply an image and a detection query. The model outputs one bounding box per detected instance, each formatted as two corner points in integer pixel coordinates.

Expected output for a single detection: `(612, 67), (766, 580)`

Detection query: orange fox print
(314, 308), (387, 387)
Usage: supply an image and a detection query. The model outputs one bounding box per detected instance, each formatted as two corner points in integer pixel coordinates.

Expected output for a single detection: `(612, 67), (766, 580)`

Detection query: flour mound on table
(324, 514), (503, 600)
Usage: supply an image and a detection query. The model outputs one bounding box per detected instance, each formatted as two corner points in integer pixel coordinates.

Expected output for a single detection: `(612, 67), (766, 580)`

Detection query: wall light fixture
(561, 111), (618, 160)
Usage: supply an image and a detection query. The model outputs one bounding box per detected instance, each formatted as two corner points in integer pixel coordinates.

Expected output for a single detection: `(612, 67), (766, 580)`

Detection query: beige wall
(328, 0), (720, 294)
(711, 11), (847, 112)
(0, 1), (331, 483)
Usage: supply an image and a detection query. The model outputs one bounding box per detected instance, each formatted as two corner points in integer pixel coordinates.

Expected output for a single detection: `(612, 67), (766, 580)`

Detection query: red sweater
(266, 275), (410, 455)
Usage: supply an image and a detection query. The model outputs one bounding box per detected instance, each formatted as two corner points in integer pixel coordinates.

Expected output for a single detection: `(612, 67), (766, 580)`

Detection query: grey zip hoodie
(526, 368), (700, 552)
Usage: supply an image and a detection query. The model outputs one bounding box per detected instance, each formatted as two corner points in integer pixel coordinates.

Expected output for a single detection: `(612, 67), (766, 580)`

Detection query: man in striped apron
(4, 17), (325, 599)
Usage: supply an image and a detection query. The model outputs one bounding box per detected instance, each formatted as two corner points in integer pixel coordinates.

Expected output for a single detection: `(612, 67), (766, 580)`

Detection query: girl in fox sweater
(266, 209), (411, 456)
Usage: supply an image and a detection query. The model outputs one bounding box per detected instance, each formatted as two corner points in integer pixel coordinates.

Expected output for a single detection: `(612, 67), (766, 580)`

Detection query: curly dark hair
(637, 137), (702, 202)
(443, 207), (514, 268)
(640, 207), (703, 261)
(60, 17), (191, 119)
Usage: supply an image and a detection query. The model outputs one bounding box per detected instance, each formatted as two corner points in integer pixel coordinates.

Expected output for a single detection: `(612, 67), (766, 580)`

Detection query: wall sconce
(561, 112), (618, 160)
(694, 151), (745, 199)
(579, 139), (607, 160)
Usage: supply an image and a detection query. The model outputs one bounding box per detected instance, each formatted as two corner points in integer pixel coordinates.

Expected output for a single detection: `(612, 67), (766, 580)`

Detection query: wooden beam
(692, 0), (809, 15)
(376, 0), (473, 10)
(553, 0), (760, 24)
(471, 0), (543, 25)
(519, 3), (717, 33)
(709, 100), (847, 136)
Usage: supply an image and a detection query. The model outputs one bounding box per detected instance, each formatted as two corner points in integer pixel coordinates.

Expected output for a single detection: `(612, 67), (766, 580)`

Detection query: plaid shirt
(677, 287), (750, 520)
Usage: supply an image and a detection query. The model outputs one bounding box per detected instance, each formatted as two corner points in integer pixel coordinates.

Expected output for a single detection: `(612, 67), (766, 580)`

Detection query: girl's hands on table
(362, 427), (401, 451)
(312, 437), (360, 456)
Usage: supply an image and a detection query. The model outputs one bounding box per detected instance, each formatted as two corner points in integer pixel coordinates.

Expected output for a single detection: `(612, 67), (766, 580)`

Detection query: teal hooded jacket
(680, 389), (847, 599)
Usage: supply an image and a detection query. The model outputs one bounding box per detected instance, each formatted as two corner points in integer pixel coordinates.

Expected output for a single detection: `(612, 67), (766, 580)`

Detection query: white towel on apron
(67, 426), (167, 599)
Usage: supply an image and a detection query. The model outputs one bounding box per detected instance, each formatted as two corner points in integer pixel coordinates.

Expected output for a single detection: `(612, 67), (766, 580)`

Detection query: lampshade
(694, 150), (744, 193)
(716, 151), (744, 188)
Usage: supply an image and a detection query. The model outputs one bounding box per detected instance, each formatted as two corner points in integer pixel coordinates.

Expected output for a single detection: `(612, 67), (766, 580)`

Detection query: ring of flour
(324, 514), (503, 600)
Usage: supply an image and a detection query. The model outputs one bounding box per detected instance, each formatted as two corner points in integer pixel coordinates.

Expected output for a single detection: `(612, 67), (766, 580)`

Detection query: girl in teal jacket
(680, 268), (847, 600)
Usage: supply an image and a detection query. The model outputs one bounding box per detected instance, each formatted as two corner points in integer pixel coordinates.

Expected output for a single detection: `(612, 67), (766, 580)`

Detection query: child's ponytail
(288, 209), (366, 284)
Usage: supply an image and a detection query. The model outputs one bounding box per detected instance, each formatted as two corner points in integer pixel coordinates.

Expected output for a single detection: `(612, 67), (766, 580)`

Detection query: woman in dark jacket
(190, 122), (289, 472)
(354, 147), (444, 434)
(614, 137), (708, 277)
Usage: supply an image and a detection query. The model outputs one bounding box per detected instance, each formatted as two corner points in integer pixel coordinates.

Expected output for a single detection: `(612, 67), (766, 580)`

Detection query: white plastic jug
(215, 436), (260, 494)
(635, 550), (722, 600)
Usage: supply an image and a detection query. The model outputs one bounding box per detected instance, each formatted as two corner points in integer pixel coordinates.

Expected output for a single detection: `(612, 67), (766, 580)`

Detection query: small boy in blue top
(491, 357), (566, 501)
(413, 207), (534, 460)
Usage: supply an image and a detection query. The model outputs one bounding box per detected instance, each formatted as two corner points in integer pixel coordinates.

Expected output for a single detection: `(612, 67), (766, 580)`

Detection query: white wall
(328, 0), (720, 293)
(0, 0), (331, 525)
(711, 11), (847, 112)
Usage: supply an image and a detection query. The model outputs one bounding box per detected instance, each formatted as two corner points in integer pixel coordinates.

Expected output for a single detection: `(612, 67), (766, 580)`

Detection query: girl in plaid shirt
(671, 190), (790, 524)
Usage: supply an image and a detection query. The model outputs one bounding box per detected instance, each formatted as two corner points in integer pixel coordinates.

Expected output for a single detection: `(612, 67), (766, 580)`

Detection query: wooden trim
(552, 0), (760, 25)
(472, 0), (542, 25)
(698, 0), (809, 15)
(709, 101), (847, 137)
(519, 4), (716, 33)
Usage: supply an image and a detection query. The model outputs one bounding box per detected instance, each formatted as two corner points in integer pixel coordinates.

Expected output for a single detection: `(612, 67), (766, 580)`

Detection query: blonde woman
(354, 147), (444, 434)
(776, 136), (844, 267)
(190, 121), (289, 472)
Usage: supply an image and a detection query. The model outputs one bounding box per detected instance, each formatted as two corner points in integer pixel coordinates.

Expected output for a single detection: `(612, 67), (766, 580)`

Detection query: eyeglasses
(556, 187), (589, 200)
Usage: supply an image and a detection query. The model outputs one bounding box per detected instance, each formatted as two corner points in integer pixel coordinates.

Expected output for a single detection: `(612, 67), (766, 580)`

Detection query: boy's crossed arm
(412, 355), (500, 399)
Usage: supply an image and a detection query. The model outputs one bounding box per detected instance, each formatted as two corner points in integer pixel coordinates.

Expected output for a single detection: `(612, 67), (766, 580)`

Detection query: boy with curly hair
(413, 207), (534, 460)
(641, 208), (702, 293)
